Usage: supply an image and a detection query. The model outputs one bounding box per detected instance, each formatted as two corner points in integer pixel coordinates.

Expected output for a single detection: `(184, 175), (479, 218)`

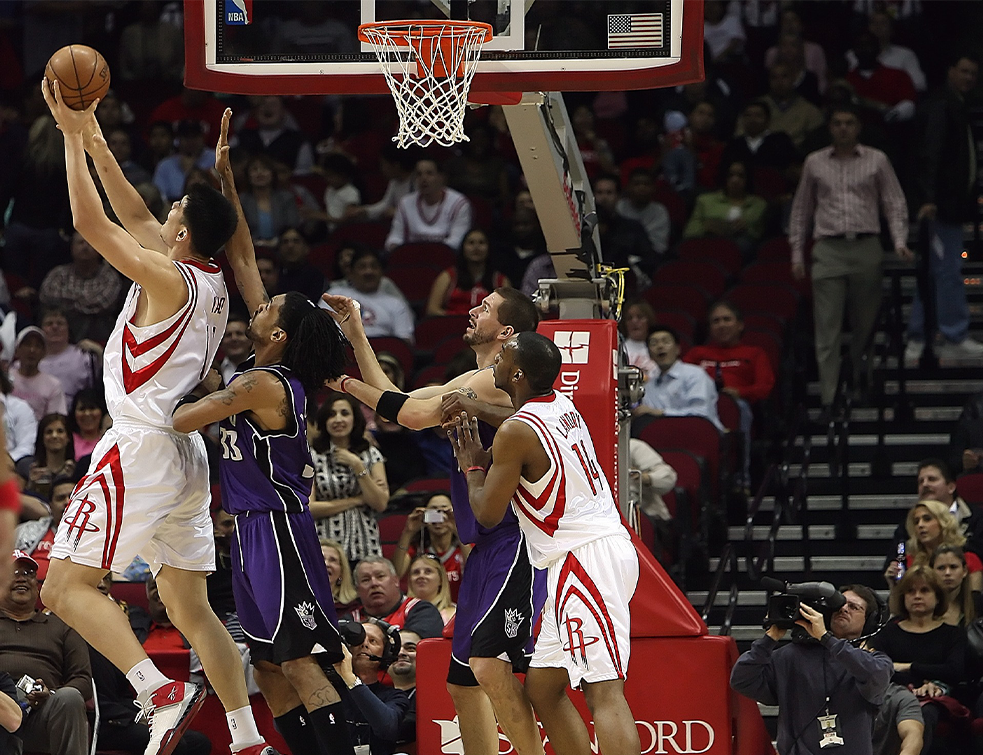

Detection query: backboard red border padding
(183, 1), (705, 96)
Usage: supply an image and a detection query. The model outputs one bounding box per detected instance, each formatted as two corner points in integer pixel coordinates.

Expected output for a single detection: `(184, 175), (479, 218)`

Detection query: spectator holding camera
(870, 566), (967, 754)
(0, 550), (91, 755)
(392, 493), (470, 602)
(731, 583), (892, 755)
(884, 498), (983, 590)
(333, 619), (414, 755)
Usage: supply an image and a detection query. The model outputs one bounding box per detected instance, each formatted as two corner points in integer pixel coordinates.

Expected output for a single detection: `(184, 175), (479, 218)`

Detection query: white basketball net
(358, 21), (493, 148)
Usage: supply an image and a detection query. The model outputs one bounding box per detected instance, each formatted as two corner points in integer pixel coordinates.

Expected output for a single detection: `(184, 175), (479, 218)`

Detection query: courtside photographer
(333, 618), (413, 755)
(730, 581), (893, 754)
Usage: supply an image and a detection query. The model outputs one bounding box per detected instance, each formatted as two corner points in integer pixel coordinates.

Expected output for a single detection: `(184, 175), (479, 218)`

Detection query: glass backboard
(185, 0), (704, 95)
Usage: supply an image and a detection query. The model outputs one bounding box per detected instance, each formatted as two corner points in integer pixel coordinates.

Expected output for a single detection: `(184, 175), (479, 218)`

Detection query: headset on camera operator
(333, 618), (414, 755)
(731, 580), (893, 754)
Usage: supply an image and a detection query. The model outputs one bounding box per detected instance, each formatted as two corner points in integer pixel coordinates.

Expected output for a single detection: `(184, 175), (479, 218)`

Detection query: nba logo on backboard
(553, 332), (590, 364)
(225, 0), (251, 25)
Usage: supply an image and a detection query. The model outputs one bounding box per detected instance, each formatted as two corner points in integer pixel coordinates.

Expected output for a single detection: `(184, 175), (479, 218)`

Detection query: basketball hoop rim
(357, 19), (494, 45)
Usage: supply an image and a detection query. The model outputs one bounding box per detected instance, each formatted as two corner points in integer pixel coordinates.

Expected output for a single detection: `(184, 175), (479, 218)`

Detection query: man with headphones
(333, 619), (413, 755)
(731, 583), (893, 754)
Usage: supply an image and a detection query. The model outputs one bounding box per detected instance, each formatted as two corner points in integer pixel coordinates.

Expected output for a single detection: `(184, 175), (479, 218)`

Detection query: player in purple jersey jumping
(324, 290), (547, 755)
(172, 109), (354, 755)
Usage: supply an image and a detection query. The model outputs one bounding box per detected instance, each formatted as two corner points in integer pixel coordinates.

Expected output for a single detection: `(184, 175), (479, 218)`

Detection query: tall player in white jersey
(40, 84), (278, 755)
(451, 331), (641, 755)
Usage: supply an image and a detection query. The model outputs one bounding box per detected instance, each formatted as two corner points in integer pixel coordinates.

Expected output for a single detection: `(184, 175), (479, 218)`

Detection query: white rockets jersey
(505, 391), (630, 568)
(104, 259), (228, 429)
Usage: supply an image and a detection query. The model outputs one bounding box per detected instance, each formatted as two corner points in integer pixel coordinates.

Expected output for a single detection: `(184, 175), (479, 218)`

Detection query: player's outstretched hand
(216, 107), (232, 176)
(81, 112), (108, 156)
(41, 79), (98, 135)
(321, 295), (363, 339)
(448, 412), (491, 471)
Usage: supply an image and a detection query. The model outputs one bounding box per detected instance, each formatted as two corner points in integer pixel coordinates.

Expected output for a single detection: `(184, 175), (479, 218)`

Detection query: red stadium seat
(388, 264), (443, 312)
(740, 260), (810, 298)
(651, 310), (697, 343)
(724, 282), (800, 321)
(652, 448), (707, 533)
(642, 283), (712, 323)
(366, 337), (415, 378)
(653, 260), (729, 299)
(308, 242), (338, 275)
(433, 335), (473, 365)
(743, 312), (785, 339)
(653, 182), (688, 231)
(752, 166), (788, 202)
(637, 416), (726, 505)
(415, 315), (471, 351)
(677, 238), (743, 277)
(957, 473), (983, 506)
(742, 329), (783, 373)
(413, 363), (450, 389)
(331, 221), (390, 251)
(756, 236), (792, 262)
(388, 242), (456, 270)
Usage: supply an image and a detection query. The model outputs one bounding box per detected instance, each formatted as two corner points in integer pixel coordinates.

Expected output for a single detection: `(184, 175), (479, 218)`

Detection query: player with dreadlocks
(173, 109), (356, 755)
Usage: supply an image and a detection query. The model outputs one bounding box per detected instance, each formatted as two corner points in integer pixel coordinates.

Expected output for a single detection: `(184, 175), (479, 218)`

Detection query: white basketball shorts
(530, 534), (639, 689)
(52, 422), (215, 574)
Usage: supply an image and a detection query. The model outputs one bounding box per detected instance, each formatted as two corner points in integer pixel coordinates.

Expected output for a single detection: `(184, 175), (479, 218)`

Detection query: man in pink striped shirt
(789, 104), (912, 416)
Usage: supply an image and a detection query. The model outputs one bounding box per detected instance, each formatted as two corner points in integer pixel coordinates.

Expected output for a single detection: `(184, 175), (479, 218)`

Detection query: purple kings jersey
(219, 363), (315, 515)
(450, 418), (521, 544)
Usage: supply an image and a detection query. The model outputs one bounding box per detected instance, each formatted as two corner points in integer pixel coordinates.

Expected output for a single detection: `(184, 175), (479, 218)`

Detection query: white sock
(125, 659), (169, 697)
(227, 706), (263, 750)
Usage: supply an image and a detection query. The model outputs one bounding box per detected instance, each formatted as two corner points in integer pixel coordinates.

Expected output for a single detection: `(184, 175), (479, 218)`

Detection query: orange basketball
(44, 45), (111, 111)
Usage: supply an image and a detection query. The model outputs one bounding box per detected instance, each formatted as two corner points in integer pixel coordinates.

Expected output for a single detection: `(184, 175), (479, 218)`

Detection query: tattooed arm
(172, 370), (288, 433)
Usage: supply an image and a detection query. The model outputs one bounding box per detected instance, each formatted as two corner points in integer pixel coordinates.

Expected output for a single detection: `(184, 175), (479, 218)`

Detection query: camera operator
(333, 619), (413, 755)
(731, 583), (893, 755)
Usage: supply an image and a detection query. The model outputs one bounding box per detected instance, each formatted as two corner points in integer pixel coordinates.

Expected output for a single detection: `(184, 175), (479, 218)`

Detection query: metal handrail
(702, 406), (814, 634)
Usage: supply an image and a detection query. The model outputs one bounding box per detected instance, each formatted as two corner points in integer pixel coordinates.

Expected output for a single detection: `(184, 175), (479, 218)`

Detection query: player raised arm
(80, 104), (168, 254)
(42, 80), (186, 315)
(215, 108), (268, 314)
(449, 413), (537, 528)
(172, 369), (287, 434)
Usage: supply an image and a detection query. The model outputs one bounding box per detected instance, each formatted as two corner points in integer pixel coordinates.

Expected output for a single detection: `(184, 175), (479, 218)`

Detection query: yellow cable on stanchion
(597, 264), (629, 322)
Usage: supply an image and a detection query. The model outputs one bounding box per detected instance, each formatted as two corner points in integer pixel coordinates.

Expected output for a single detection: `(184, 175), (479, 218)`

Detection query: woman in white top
(310, 392), (389, 565)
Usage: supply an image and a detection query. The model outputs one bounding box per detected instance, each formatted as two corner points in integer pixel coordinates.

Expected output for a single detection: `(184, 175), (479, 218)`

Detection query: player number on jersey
(571, 441), (600, 495)
(219, 428), (242, 461)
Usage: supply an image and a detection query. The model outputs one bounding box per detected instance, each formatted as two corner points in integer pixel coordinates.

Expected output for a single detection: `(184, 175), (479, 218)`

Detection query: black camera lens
(337, 618), (366, 647)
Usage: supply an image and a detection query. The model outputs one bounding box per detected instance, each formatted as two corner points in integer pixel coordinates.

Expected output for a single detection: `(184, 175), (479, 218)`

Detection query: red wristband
(339, 377), (352, 394)
(0, 479), (20, 514)
(466, 466), (485, 475)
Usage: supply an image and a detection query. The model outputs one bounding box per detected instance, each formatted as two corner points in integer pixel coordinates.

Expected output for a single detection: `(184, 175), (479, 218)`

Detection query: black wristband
(376, 391), (410, 423)
(173, 394), (201, 414)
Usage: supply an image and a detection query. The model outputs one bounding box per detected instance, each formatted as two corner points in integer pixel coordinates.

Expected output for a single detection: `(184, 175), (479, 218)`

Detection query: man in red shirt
(684, 301), (775, 488)
(846, 31), (917, 124)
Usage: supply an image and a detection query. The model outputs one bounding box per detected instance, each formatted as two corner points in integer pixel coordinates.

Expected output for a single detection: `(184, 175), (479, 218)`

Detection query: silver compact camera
(16, 675), (43, 695)
(423, 509), (446, 524)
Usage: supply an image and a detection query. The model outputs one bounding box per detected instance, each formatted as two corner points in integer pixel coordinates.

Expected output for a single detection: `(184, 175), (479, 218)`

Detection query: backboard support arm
(501, 91), (607, 320)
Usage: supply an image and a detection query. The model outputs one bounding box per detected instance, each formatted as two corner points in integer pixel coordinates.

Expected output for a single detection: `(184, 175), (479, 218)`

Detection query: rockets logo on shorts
(294, 602), (317, 630)
(562, 616), (600, 667)
(63, 498), (101, 547)
(504, 608), (523, 639)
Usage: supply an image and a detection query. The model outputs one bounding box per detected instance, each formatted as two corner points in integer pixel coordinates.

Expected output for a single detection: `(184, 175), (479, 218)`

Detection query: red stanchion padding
(536, 320), (706, 639)
(417, 635), (742, 754)
(626, 525), (706, 637)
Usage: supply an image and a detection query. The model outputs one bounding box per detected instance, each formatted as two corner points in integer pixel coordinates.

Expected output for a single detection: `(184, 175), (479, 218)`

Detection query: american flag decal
(607, 13), (664, 49)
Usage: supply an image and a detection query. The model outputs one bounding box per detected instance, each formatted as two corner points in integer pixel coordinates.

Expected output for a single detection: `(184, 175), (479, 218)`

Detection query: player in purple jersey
(323, 291), (547, 755)
(172, 109), (354, 755)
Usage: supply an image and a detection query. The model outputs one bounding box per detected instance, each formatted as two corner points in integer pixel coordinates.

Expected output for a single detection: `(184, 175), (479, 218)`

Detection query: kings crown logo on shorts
(504, 608), (523, 639)
(294, 602), (317, 630)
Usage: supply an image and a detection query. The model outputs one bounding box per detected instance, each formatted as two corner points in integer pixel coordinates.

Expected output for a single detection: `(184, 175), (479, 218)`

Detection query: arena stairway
(685, 263), (983, 733)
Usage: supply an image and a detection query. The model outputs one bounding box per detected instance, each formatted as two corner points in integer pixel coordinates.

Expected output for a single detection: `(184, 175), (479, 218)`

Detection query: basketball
(44, 45), (110, 111)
